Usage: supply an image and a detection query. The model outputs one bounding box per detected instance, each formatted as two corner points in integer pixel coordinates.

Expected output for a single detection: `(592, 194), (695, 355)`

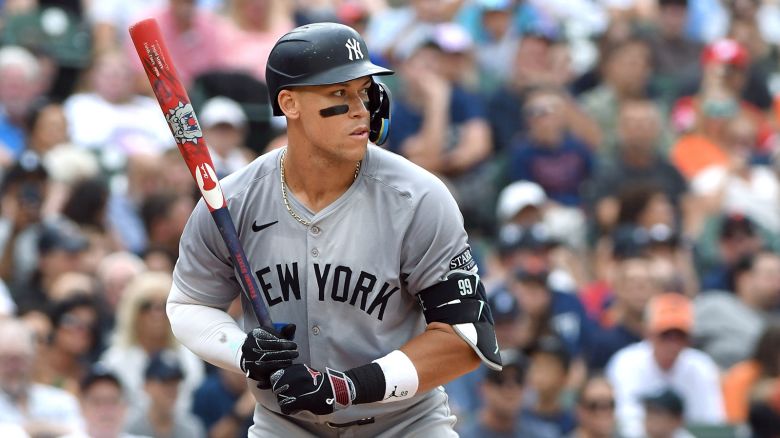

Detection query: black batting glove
(270, 364), (356, 415)
(240, 324), (298, 390)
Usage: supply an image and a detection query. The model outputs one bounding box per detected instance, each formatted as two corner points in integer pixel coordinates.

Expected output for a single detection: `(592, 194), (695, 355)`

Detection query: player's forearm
(400, 322), (481, 393)
(167, 284), (246, 374)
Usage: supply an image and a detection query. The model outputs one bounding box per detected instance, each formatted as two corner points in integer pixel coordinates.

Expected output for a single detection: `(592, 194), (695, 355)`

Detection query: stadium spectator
(722, 322), (780, 425)
(387, 25), (493, 231)
(33, 294), (101, 395)
(0, 317), (85, 436)
(525, 335), (577, 436)
(568, 374), (617, 438)
(507, 86), (594, 208)
(124, 350), (205, 438)
(642, 388), (694, 438)
(580, 37), (654, 161)
(63, 365), (147, 438)
(99, 272), (204, 415)
(694, 250), (780, 369)
(63, 50), (172, 155)
(192, 367), (256, 438)
(199, 96), (254, 177)
(606, 293), (725, 437)
(0, 45), (45, 165)
(218, 0), (294, 82)
(460, 349), (560, 437)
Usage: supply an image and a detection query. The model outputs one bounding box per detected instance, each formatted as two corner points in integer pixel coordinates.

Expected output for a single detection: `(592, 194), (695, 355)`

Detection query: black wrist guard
(345, 362), (386, 404)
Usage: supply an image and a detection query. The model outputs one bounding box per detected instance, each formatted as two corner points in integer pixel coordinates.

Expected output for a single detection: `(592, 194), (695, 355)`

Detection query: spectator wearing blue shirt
(192, 368), (255, 438)
(460, 349), (561, 438)
(0, 46), (46, 164)
(506, 264), (594, 394)
(506, 86), (594, 207)
(525, 335), (578, 436)
(386, 23), (494, 231)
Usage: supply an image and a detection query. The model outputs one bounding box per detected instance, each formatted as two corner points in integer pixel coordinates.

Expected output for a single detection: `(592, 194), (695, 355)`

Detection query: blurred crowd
(1, 0), (780, 437)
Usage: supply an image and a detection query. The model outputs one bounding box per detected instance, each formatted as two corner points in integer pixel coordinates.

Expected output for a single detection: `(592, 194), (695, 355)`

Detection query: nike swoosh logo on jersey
(252, 220), (278, 232)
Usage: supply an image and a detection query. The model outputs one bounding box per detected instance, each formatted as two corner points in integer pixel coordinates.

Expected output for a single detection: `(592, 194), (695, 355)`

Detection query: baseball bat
(129, 18), (273, 328)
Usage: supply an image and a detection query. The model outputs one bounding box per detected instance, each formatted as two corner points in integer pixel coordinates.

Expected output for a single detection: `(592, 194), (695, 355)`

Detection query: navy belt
(326, 417), (375, 428)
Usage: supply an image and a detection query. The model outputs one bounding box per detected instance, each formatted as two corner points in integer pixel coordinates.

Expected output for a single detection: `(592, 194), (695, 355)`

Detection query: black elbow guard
(417, 270), (502, 370)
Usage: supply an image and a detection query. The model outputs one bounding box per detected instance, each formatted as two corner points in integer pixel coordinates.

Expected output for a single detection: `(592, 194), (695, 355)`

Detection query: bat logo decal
(166, 101), (202, 144)
(194, 162), (224, 209)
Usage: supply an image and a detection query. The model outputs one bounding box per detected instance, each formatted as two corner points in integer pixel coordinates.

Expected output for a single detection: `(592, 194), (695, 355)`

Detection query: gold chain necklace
(279, 150), (361, 227)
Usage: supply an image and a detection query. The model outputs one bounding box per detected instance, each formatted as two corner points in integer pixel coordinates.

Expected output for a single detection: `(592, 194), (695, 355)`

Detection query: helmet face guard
(266, 23), (395, 145)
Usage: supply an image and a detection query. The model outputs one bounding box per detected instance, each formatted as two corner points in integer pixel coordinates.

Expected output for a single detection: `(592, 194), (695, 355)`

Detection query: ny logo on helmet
(345, 38), (364, 61)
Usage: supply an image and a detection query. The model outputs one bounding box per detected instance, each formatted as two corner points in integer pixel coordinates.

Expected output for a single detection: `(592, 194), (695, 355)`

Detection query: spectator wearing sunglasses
(568, 374), (617, 438)
(33, 294), (100, 395)
(605, 293), (725, 437)
(460, 349), (559, 438)
(506, 86), (593, 209)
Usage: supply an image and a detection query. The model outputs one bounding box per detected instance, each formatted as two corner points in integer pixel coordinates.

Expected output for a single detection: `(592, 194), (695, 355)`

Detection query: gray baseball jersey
(172, 145), (478, 425)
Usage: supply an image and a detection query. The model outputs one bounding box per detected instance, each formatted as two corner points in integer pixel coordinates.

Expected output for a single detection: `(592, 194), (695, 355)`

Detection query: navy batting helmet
(266, 22), (394, 145)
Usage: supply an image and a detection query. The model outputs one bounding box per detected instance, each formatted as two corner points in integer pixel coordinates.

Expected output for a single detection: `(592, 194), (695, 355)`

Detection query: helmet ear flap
(368, 82), (391, 146)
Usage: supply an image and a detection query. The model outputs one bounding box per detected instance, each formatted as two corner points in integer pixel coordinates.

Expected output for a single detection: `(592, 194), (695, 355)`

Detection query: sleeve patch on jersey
(450, 247), (476, 271)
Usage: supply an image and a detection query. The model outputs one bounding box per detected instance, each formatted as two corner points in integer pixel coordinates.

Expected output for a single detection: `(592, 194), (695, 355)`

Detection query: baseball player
(167, 22), (501, 437)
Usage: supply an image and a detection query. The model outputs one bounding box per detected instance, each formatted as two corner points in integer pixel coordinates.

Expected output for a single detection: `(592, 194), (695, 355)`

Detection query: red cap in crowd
(701, 39), (750, 69)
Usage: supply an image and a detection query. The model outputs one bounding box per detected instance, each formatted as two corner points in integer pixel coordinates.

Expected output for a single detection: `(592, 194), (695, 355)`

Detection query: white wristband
(373, 350), (419, 403)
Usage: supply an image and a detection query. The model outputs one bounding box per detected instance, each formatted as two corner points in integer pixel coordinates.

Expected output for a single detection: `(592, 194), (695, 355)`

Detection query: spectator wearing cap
(199, 96), (254, 178)
(568, 374), (617, 438)
(606, 293), (725, 437)
(62, 366), (149, 438)
(694, 250), (780, 369)
(494, 221), (580, 293)
(670, 39), (775, 180)
(696, 213), (769, 292)
(99, 272), (204, 417)
(460, 349), (560, 437)
(0, 318), (85, 436)
(12, 218), (89, 315)
(125, 350), (205, 438)
(506, 86), (594, 208)
(525, 335), (577, 436)
(445, 289), (533, 428)
(387, 23), (494, 232)
(642, 388), (694, 438)
(499, 178), (591, 255)
(506, 265), (593, 391)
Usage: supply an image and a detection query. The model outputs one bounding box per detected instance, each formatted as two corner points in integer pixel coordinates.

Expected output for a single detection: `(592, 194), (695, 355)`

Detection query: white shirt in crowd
(0, 384), (85, 434)
(605, 341), (725, 438)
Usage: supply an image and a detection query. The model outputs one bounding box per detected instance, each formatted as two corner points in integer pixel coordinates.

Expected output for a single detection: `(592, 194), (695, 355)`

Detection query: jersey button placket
(310, 225), (321, 235)
(312, 325), (320, 336)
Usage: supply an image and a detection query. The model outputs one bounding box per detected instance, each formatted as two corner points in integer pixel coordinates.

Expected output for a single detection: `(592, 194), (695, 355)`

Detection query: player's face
(293, 77), (372, 162)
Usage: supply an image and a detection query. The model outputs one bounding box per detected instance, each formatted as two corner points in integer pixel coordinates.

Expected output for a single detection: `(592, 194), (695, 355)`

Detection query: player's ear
(278, 90), (300, 119)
